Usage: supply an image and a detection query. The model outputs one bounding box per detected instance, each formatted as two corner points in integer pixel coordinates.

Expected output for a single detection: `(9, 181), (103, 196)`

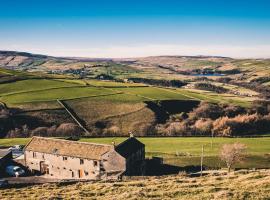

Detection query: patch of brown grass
(1, 170), (270, 200)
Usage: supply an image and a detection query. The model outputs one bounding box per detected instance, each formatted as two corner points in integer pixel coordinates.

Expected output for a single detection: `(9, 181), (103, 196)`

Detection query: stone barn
(24, 135), (145, 180)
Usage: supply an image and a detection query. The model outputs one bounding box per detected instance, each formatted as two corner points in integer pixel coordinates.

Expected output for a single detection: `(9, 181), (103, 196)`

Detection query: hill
(0, 51), (270, 137)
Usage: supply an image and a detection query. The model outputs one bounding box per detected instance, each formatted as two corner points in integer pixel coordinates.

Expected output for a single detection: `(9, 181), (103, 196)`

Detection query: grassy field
(2, 137), (269, 156)
(114, 87), (191, 100)
(1, 86), (119, 104)
(0, 77), (254, 107)
(1, 137), (269, 168)
(0, 79), (77, 96)
(1, 170), (269, 199)
(65, 94), (156, 134)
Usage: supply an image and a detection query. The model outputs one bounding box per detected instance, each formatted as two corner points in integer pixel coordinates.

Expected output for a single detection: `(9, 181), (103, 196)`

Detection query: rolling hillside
(0, 51), (269, 138)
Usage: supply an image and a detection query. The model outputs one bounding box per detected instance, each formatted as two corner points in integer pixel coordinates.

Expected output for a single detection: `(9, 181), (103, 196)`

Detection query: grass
(175, 89), (253, 107)
(0, 77), (254, 108)
(2, 137), (269, 156)
(13, 101), (62, 111)
(65, 94), (155, 132)
(114, 87), (191, 100)
(1, 170), (270, 199)
(1, 86), (119, 104)
(0, 79), (77, 96)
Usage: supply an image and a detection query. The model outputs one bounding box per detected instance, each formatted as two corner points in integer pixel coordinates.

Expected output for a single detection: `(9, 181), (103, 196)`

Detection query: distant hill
(0, 50), (270, 83)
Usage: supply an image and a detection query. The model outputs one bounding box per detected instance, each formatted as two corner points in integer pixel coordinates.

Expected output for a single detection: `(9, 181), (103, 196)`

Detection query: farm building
(0, 149), (13, 176)
(24, 135), (145, 180)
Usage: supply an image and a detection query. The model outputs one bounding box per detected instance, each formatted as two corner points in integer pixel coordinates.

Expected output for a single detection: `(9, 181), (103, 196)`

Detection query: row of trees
(155, 101), (270, 136)
(6, 123), (82, 138)
(128, 78), (187, 88)
(194, 83), (229, 94)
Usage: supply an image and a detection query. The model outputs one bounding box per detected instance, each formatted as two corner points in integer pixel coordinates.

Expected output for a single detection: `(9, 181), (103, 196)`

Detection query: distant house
(24, 136), (145, 180)
(0, 149), (12, 176)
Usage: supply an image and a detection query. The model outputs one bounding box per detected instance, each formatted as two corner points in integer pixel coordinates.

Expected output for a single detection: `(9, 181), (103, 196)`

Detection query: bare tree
(220, 143), (247, 172)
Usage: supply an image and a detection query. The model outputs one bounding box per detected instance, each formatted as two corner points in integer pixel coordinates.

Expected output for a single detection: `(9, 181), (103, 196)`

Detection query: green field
(0, 76), (254, 107)
(1, 137), (269, 168)
(1, 85), (119, 104)
(0, 79), (78, 96)
(114, 87), (191, 100)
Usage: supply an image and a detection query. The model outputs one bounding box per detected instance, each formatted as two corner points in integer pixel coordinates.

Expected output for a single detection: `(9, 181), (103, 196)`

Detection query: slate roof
(24, 137), (114, 160)
(0, 149), (11, 159)
(115, 137), (144, 158)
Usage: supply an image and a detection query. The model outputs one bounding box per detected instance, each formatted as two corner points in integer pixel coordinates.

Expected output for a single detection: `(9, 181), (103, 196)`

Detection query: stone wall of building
(25, 150), (125, 180)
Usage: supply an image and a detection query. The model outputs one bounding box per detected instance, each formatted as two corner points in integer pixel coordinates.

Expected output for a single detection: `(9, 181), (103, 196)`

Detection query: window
(42, 154), (45, 159)
(94, 161), (98, 167)
(33, 152), (36, 158)
(84, 171), (89, 176)
(63, 157), (68, 161)
(71, 171), (74, 178)
(80, 159), (84, 165)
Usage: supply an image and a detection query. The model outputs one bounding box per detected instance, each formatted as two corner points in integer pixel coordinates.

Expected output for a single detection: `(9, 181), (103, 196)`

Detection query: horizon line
(1, 49), (270, 60)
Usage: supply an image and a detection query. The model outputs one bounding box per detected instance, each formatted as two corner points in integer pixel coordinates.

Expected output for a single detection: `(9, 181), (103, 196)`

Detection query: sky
(1, 0), (270, 58)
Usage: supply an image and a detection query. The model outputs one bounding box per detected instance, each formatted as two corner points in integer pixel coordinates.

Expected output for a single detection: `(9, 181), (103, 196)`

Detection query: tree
(219, 143), (247, 172)
(56, 123), (82, 137)
(31, 127), (48, 136)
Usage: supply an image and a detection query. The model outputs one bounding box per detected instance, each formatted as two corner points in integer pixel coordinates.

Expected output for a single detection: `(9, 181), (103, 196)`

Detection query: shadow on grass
(145, 158), (203, 176)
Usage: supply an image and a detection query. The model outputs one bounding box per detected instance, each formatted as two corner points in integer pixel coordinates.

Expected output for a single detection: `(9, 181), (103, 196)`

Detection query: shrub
(220, 143), (247, 172)
(56, 123), (82, 137)
(193, 118), (213, 135)
(189, 101), (223, 120)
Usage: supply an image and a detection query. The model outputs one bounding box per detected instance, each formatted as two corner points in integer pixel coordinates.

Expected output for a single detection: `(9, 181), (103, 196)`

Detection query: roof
(115, 137), (144, 158)
(0, 149), (12, 159)
(24, 137), (114, 160)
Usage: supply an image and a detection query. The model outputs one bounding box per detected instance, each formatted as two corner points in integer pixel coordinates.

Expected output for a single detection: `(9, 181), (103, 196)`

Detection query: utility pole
(200, 145), (204, 176)
(211, 132), (214, 149)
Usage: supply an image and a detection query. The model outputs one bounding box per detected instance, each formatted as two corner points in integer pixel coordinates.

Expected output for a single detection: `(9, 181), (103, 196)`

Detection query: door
(40, 161), (49, 174)
(78, 169), (83, 178)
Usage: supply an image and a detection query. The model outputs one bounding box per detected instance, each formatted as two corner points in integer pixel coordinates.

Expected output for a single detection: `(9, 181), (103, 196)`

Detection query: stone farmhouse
(24, 136), (145, 180)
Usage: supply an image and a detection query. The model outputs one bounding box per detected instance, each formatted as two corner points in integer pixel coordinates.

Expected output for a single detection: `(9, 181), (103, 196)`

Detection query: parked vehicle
(5, 165), (25, 177)
(8, 145), (24, 158)
(0, 179), (8, 188)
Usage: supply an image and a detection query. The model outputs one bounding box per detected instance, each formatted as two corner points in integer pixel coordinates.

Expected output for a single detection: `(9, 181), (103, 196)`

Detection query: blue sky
(1, 0), (270, 58)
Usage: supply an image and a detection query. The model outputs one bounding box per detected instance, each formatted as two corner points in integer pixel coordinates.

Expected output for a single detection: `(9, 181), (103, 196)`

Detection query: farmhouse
(24, 136), (145, 180)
